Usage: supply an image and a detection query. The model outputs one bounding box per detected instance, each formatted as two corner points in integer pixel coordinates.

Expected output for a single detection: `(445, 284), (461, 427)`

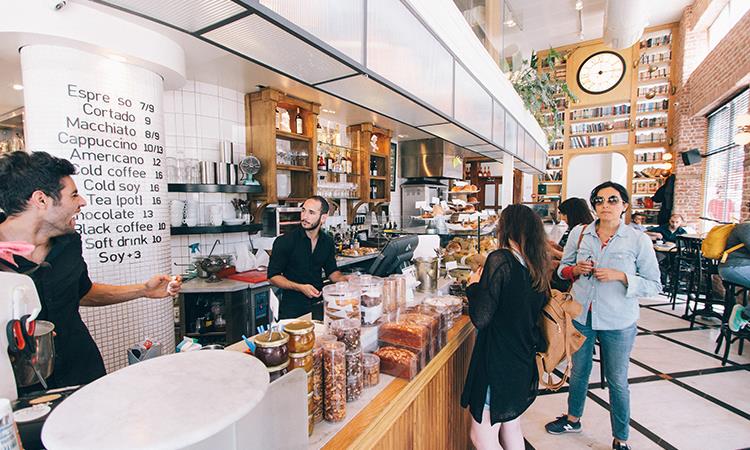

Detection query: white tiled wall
(163, 81), (256, 270)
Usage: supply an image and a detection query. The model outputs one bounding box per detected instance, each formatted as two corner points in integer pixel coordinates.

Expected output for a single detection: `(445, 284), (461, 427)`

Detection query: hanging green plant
(509, 48), (577, 144)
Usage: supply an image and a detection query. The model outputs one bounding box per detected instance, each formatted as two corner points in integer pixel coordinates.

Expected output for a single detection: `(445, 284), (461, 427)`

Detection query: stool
(714, 281), (749, 366)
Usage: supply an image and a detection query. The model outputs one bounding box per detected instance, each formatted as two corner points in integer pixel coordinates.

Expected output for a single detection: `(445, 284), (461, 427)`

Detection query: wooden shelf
(167, 184), (263, 194)
(636, 126), (668, 131)
(276, 164), (312, 172)
(170, 224), (262, 235)
(276, 130), (310, 141)
(633, 208), (661, 211)
(370, 175), (387, 181)
(317, 170), (361, 176)
(541, 181), (562, 185)
(637, 76), (670, 83)
(568, 114), (631, 124)
(635, 110), (668, 116)
(369, 153), (387, 159)
(568, 129), (630, 137)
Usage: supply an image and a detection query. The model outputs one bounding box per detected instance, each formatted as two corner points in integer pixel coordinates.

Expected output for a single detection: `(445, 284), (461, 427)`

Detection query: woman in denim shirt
(545, 181), (661, 450)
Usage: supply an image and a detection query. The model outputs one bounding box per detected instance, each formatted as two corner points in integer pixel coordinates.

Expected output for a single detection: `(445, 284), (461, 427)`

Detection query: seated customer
(719, 223), (750, 331)
(629, 212), (648, 232)
(646, 214), (686, 243)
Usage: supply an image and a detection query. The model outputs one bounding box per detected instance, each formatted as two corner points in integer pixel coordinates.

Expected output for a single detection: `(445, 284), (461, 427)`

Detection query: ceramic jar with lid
(289, 349), (314, 372)
(284, 320), (315, 353)
(253, 331), (289, 367)
(267, 360), (289, 382)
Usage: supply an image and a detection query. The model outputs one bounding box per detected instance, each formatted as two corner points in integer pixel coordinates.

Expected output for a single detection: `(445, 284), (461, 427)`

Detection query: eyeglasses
(592, 195), (622, 206)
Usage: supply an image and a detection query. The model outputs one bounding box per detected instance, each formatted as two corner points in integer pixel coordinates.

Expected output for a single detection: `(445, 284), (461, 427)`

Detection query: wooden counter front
(323, 315), (476, 449)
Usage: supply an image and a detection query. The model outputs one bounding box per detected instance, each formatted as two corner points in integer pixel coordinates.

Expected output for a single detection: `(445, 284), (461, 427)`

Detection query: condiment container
(284, 320), (315, 353)
(267, 360), (289, 382)
(253, 331), (289, 367)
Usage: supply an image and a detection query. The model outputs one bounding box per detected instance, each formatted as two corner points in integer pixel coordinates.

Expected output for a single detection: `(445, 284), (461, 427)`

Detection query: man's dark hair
(0, 151), (76, 216)
(632, 212), (646, 220)
(307, 195), (330, 215)
(589, 181), (630, 208)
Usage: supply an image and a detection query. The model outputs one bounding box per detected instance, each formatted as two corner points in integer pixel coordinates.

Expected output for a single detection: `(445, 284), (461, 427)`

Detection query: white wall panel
(367, 0), (454, 115)
(454, 64), (492, 139)
(504, 113), (518, 155)
(492, 101), (506, 148)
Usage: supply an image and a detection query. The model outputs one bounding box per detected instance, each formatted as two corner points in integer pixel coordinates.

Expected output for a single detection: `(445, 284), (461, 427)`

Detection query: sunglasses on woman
(592, 195), (622, 206)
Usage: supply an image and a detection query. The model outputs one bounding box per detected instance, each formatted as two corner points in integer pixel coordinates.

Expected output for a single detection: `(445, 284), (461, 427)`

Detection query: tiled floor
(521, 295), (750, 450)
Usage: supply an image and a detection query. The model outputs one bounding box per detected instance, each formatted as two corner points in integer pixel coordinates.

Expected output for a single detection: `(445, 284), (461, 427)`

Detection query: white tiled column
(21, 45), (174, 373)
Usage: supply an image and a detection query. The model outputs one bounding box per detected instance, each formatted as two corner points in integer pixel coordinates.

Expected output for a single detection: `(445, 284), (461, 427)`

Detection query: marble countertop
(335, 252), (378, 267)
(180, 277), (270, 294)
(42, 351), (269, 450)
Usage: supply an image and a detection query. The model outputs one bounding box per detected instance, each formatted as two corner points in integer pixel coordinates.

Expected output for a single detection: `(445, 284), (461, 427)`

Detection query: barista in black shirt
(0, 151), (181, 388)
(268, 196), (348, 319)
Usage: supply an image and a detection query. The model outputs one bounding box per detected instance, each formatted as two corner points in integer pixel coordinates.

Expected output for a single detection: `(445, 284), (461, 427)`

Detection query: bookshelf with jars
(316, 120), (360, 201)
(345, 123), (393, 222)
(535, 24), (677, 224)
(247, 87), (320, 211)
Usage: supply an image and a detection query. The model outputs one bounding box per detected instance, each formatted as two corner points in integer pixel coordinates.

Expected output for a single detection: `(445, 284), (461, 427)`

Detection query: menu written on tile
(62, 83), (167, 266)
(21, 45), (169, 283)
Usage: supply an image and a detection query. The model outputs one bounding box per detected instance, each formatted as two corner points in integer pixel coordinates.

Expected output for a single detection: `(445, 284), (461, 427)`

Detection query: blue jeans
(719, 265), (750, 289)
(567, 314), (637, 441)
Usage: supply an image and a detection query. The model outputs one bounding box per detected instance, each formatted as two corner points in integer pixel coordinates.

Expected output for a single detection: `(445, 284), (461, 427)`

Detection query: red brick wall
(672, 5), (750, 228)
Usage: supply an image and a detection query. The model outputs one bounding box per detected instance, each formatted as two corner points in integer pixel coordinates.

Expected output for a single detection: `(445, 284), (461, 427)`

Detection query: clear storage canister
(329, 318), (361, 352)
(312, 344), (324, 422)
(363, 353), (380, 388)
(345, 348), (363, 402)
(350, 275), (384, 325)
(323, 282), (361, 326)
(322, 341), (347, 422)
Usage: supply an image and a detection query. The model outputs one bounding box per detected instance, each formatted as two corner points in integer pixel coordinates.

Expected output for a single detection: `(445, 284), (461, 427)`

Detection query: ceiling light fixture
(321, 108), (336, 114)
(575, 0), (584, 11)
(397, 134), (409, 138)
(12, 84), (23, 91)
(503, 16), (516, 27)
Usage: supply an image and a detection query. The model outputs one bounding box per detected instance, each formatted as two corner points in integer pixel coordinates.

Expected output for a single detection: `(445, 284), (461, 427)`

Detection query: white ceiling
(503, 0), (692, 56)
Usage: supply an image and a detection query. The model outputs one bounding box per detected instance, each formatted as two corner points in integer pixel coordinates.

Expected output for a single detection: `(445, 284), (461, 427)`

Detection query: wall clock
(576, 50), (626, 95)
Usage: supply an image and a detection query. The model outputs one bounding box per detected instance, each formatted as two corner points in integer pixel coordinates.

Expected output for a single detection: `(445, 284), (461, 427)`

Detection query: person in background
(719, 223), (750, 331)
(652, 173), (675, 226)
(549, 198), (595, 261)
(267, 196), (348, 319)
(461, 204), (549, 450)
(0, 151), (182, 389)
(629, 212), (648, 232)
(646, 214), (686, 243)
(545, 181), (661, 450)
(549, 198), (595, 291)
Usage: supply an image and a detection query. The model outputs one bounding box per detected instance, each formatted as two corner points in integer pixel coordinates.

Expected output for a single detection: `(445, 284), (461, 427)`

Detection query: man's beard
(301, 217), (321, 230)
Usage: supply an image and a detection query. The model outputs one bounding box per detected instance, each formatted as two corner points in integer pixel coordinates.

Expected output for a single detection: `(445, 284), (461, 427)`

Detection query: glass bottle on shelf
(326, 151), (334, 172)
(318, 152), (326, 171)
(346, 150), (353, 174)
(370, 158), (377, 177)
(333, 124), (341, 146)
(295, 108), (303, 135)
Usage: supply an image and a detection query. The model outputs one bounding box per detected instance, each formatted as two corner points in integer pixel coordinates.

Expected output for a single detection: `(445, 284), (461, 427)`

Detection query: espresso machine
(1, 271), (45, 401)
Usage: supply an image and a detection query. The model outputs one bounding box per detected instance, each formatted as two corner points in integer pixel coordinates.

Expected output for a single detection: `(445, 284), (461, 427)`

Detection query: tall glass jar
(322, 341), (347, 422)
(322, 282), (361, 326)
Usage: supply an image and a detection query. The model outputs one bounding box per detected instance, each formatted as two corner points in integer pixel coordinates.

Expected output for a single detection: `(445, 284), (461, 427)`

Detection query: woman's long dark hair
(559, 198), (594, 230)
(496, 204), (551, 293)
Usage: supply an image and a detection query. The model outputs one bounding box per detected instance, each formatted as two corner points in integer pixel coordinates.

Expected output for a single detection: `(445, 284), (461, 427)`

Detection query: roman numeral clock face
(576, 51), (626, 95)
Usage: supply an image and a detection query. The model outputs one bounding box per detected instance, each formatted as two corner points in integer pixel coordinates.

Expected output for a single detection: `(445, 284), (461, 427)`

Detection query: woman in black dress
(461, 204), (550, 450)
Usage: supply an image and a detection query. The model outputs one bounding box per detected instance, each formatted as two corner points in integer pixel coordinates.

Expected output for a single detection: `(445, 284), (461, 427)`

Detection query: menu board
(21, 45), (169, 284)
(20, 45), (174, 372)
